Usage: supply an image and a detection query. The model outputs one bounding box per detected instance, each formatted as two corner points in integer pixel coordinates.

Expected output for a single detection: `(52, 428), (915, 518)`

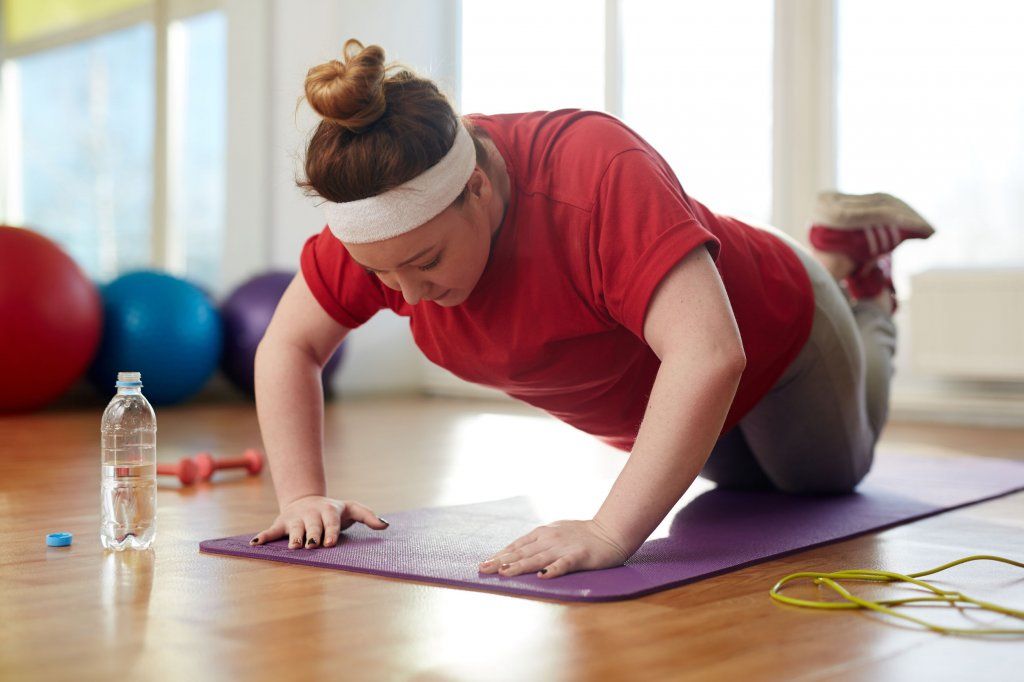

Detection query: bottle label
(102, 464), (156, 478)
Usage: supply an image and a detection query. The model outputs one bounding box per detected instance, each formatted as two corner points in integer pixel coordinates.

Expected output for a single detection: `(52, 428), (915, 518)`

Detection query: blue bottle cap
(46, 532), (73, 547)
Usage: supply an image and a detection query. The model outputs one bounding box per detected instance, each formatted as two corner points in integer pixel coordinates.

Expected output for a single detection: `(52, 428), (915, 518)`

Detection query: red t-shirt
(301, 110), (814, 452)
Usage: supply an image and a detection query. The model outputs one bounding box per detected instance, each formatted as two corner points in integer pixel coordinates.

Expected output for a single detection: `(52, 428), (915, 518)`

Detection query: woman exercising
(249, 40), (934, 580)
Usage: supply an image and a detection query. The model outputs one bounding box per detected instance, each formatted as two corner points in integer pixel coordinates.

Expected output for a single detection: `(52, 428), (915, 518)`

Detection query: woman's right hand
(249, 495), (390, 549)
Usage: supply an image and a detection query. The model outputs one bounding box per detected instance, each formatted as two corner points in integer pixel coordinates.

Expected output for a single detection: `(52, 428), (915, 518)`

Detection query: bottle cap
(46, 532), (73, 547)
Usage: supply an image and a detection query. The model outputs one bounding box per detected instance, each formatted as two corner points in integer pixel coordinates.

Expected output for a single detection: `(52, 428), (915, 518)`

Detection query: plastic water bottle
(100, 371), (157, 550)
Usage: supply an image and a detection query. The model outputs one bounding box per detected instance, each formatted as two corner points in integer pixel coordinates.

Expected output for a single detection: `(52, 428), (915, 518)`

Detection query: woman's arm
(478, 244), (746, 578)
(255, 273), (351, 509)
(592, 245), (746, 555)
(251, 273), (391, 550)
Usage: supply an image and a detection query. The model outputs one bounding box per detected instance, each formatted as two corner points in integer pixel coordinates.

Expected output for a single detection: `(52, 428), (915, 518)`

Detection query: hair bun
(304, 39), (387, 132)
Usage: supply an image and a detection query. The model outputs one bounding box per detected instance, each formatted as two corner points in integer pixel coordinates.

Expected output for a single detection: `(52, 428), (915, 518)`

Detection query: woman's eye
(419, 255), (441, 271)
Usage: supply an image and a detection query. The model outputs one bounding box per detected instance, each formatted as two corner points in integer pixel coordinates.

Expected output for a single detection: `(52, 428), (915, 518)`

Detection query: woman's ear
(466, 166), (489, 201)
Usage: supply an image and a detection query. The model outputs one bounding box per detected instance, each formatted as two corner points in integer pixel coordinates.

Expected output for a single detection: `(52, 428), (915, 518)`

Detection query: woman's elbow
(706, 339), (746, 381)
(712, 350), (745, 387)
(728, 345), (747, 376)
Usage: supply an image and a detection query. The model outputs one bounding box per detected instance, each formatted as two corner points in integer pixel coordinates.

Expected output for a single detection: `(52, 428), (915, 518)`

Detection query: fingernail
(249, 537), (259, 545)
(500, 563), (510, 570)
(377, 516), (389, 526)
(306, 539), (316, 546)
(540, 568), (548, 575)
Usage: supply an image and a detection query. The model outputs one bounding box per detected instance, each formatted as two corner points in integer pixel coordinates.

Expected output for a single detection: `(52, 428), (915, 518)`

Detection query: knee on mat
(775, 465), (870, 495)
(700, 466), (775, 491)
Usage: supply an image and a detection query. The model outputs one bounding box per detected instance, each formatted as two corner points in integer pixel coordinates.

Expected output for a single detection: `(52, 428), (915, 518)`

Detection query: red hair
(296, 39), (488, 207)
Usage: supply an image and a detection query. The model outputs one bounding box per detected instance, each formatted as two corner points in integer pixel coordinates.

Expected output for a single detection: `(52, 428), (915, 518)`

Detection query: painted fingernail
(306, 538), (316, 546)
(540, 568), (548, 575)
(377, 517), (389, 526)
(249, 537), (259, 545)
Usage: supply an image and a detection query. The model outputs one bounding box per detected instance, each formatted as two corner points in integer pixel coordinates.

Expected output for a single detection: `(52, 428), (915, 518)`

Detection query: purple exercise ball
(221, 271), (344, 396)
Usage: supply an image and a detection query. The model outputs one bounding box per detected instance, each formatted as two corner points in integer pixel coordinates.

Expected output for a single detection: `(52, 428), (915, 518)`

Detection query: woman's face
(343, 165), (502, 307)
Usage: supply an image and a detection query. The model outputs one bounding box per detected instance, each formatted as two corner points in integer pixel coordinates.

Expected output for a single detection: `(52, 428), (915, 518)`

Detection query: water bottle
(100, 371), (157, 550)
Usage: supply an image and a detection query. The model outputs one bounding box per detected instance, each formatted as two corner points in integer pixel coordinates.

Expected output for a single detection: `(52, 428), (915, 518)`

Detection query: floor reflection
(101, 548), (155, 660)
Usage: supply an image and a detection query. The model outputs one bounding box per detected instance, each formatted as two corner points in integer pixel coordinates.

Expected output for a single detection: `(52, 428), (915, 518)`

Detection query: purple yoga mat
(199, 452), (1024, 601)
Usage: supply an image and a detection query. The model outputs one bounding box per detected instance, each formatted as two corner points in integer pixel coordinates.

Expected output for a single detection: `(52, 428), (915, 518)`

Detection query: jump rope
(769, 554), (1024, 635)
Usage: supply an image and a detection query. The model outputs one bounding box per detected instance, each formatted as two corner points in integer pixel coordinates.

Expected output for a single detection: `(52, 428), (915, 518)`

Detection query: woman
(249, 40), (934, 580)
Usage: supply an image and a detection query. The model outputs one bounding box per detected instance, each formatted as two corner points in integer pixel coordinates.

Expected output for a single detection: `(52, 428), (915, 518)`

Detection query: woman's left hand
(478, 518), (633, 579)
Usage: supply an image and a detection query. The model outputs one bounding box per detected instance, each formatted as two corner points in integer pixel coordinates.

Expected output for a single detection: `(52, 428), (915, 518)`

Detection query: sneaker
(845, 253), (898, 313)
(809, 190), (934, 263)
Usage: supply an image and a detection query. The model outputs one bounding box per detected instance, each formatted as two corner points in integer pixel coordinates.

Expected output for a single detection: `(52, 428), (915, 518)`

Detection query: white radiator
(909, 268), (1024, 381)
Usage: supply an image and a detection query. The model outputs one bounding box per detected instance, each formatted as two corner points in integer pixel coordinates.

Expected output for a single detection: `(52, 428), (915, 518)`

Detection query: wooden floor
(2, 395), (1023, 681)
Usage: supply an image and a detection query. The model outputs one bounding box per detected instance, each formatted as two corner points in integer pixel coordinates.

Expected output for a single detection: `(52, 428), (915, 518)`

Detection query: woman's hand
(478, 518), (632, 579)
(249, 495), (389, 549)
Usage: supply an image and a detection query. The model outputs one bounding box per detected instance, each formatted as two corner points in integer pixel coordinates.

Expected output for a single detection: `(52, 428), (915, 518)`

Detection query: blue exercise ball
(88, 270), (223, 405)
(220, 271), (344, 397)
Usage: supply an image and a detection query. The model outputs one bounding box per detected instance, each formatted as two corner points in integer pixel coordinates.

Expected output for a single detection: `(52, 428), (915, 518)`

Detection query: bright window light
(167, 10), (227, 292)
(13, 23), (154, 281)
(838, 0), (1024, 293)
(622, 0), (774, 223)
(460, 0), (604, 115)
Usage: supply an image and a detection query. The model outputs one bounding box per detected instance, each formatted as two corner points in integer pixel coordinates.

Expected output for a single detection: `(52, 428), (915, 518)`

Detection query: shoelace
(770, 554), (1024, 636)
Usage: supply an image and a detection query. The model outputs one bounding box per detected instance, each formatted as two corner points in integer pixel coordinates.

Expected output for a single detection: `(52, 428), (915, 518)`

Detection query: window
(8, 23), (155, 280)
(459, 0), (774, 223)
(168, 10), (226, 288)
(621, 0), (773, 222)
(460, 0), (604, 115)
(0, 0), (227, 291)
(837, 0), (1024, 293)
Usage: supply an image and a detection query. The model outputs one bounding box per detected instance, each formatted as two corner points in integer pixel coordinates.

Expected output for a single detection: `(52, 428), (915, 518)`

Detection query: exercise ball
(88, 270), (222, 405)
(221, 271), (345, 396)
(0, 226), (103, 412)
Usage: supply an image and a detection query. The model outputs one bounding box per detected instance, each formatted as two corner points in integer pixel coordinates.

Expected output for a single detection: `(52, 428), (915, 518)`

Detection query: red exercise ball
(0, 226), (103, 412)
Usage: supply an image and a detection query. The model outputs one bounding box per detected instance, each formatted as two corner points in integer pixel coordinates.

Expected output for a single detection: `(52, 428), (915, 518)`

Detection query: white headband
(323, 122), (476, 243)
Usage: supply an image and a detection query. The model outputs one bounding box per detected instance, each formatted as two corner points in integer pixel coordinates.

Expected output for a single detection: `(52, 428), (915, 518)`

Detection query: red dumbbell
(193, 448), (264, 482)
(156, 457), (199, 485)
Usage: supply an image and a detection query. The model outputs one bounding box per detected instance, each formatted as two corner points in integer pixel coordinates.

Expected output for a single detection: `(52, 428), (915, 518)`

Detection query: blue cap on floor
(46, 532), (73, 547)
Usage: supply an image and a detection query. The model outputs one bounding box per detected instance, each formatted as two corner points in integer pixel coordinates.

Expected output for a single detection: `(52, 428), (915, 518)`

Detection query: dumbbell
(193, 448), (264, 482)
(156, 457), (199, 485)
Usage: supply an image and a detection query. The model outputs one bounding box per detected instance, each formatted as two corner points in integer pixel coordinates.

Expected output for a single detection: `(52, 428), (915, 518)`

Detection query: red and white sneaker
(846, 253), (898, 313)
(808, 190), (934, 263)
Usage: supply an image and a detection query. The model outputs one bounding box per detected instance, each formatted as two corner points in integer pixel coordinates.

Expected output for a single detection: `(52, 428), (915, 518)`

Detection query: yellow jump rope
(770, 554), (1024, 635)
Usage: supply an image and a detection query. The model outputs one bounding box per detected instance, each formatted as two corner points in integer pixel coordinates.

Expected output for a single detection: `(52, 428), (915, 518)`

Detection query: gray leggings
(700, 228), (896, 494)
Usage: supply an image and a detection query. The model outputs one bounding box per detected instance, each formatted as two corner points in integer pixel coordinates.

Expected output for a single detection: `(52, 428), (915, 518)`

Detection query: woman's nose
(402, 288), (423, 305)
(394, 273), (427, 305)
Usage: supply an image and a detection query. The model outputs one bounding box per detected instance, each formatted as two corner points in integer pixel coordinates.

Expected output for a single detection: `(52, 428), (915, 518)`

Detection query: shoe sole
(812, 190), (935, 236)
